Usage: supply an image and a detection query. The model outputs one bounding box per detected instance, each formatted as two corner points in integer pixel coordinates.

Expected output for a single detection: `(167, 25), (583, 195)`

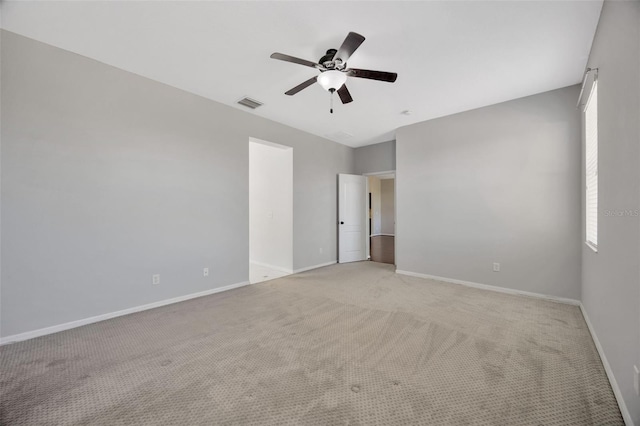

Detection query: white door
(338, 174), (367, 263)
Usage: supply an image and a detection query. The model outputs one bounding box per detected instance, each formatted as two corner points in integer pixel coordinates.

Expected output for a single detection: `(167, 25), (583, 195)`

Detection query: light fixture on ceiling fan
(270, 32), (398, 113)
(317, 70), (347, 113)
(317, 70), (347, 91)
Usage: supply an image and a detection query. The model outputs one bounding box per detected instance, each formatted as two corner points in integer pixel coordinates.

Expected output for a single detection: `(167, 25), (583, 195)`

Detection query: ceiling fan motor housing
(319, 49), (347, 71)
(319, 49), (337, 67)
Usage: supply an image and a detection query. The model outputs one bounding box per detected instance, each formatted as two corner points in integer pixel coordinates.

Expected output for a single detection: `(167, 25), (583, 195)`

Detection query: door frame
(249, 137), (294, 282)
(363, 170), (396, 265)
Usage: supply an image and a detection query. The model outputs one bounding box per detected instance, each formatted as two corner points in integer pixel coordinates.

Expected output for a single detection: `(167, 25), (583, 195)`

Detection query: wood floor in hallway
(370, 235), (395, 264)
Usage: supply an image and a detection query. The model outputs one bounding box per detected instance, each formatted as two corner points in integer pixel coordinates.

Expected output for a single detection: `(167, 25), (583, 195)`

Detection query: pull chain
(329, 89), (334, 114)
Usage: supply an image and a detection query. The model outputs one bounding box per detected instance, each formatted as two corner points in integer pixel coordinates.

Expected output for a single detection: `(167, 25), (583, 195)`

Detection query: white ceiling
(1, 1), (602, 148)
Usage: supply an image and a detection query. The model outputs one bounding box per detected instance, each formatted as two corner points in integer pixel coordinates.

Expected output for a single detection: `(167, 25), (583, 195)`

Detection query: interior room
(1, 1), (638, 425)
(367, 174), (395, 265)
(249, 138), (293, 284)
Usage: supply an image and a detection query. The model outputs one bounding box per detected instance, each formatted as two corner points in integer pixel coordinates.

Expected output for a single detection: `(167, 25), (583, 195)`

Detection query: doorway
(249, 138), (293, 283)
(367, 173), (395, 265)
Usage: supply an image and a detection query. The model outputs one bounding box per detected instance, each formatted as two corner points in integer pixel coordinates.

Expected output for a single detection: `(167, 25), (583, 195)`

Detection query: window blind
(585, 81), (598, 249)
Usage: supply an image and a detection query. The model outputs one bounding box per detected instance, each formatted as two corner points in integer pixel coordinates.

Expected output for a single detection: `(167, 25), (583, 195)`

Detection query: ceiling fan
(270, 32), (398, 113)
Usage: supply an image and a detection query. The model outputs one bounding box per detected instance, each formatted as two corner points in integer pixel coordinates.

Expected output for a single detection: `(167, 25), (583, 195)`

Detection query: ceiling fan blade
(333, 32), (365, 63)
(285, 76), (318, 96)
(346, 68), (398, 83)
(270, 53), (322, 69)
(337, 85), (353, 104)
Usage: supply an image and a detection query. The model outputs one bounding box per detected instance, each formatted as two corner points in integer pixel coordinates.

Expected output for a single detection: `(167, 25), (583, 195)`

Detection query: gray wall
(581, 2), (640, 423)
(354, 140), (395, 175)
(396, 85), (582, 300)
(0, 31), (354, 337)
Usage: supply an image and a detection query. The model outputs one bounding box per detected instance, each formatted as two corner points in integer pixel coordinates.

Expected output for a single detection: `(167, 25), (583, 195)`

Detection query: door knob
(340, 221), (344, 225)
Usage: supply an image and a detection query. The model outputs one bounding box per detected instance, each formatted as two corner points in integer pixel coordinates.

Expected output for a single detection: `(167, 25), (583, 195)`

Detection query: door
(338, 174), (367, 263)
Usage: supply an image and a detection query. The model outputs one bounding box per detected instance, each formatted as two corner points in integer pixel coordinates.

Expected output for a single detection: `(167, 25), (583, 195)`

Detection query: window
(585, 81), (598, 251)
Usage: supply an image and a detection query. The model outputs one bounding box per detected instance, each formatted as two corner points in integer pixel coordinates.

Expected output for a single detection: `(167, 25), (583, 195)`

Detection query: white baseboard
(0, 280), (251, 345)
(2, 261), (338, 345)
(293, 261), (336, 274)
(395, 269), (580, 306)
(579, 304), (633, 426)
(249, 260), (293, 275)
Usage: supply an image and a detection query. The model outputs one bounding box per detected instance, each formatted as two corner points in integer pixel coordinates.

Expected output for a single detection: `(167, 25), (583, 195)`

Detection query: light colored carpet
(0, 262), (623, 425)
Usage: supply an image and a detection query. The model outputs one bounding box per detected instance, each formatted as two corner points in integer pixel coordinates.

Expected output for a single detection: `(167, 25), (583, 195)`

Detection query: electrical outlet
(203, 267), (209, 277)
(634, 365), (639, 396)
(152, 274), (160, 285)
(493, 263), (500, 272)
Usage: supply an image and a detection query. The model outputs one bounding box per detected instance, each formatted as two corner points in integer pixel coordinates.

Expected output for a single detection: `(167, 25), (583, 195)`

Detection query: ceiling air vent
(237, 97), (263, 109)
